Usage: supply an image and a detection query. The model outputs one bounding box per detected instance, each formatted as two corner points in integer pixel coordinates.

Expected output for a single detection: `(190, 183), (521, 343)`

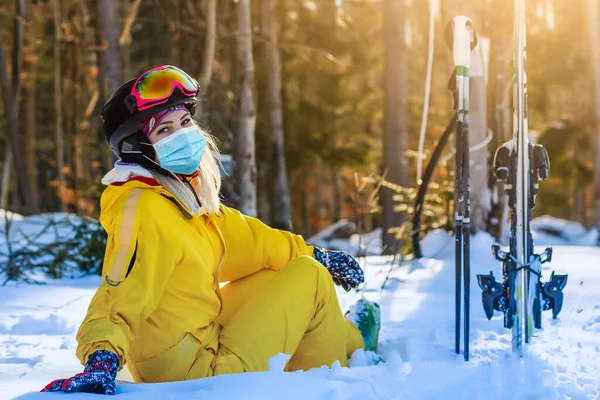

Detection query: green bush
(0, 214), (107, 284)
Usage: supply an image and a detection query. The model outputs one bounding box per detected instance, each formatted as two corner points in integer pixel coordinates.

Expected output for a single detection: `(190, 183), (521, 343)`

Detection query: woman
(42, 65), (381, 395)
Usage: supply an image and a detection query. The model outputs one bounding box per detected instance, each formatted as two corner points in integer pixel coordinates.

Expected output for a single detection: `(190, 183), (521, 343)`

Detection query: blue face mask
(152, 125), (207, 175)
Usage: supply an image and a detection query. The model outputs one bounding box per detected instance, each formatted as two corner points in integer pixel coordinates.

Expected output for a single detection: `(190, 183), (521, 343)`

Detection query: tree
(538, 121), (592, 222)
(382, 0), (409, 255)
(96, 0), (121, 170)
(21, 0), (43, 211)
(466, 21), (489, 233)
(587, 0), (600, 234)
(182, 0), (216, 124)
(0, 0), (38, 214)
(485, 0), (513, 240)
(51, 0), (66, 212)
(259, 0), (292, 230)
(231, 0), (258, 217)
(97, 0), (121, 96)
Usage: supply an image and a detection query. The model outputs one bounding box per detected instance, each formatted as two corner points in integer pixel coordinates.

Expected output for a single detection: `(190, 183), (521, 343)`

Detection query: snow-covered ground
(1, 223), (599, 399)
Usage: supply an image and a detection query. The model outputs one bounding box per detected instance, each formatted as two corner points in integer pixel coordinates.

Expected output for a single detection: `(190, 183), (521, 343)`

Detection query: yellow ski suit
(75, 178), (363, 383)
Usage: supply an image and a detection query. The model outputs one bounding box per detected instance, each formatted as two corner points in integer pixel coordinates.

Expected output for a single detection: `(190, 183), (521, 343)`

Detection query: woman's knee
(285, 255), (326, 272)
(282, 255), (333, 288)
(218, 269), (278, 326)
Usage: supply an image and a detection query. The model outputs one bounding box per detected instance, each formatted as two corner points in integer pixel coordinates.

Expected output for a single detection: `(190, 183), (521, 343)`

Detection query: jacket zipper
(157, 187), (226, 315)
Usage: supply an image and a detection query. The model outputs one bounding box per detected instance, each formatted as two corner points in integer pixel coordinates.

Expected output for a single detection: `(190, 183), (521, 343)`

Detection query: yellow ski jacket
(75, 178), (313, 378)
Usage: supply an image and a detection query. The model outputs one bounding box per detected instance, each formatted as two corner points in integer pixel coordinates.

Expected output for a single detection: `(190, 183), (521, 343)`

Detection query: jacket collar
(101, 162), (156, 186)
(101, 162), (208, 217)
(102, 162), (200, 185)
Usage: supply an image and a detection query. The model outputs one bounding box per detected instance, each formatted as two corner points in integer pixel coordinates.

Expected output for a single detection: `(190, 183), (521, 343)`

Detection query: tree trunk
(259, 0), (292, 230)
(468, 37), (489, 232)
(587, 0), (600, 235)
(68, 1), (97, 214)
(197, 0), (216, 88)
(75, 7), (99, 185)
(381, 0), (409, 255)
(569, 167), (577, 222)
(22, 2), (41, 211)
(1, 150), (13, 210)
(277, 0), (292, 149)
(314, 157), (328, 231)
(52, 0), (67, 212)
(302, 171), (311, 238)
(485, 0), (512, 240)
(332, 167), (342, 222)
(576, 176), (585, 225)
(0, 0), (37, 214)
(223, 0), (236, 131)
(487, 43), (511, 238)
(97, 0), (121, 170)
(191, 0), (216, 126)
(97, 0), (122, 95)
(256, 163), (271, 225)
(232, 0), (257, 217)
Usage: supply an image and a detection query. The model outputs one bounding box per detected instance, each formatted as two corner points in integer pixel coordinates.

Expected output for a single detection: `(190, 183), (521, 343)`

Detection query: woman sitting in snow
(41, 65), (381, 395)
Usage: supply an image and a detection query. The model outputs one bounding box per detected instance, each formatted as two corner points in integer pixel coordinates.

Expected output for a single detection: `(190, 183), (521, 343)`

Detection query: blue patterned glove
(41, 350), (119, 395)
(312, 247), (365, 291)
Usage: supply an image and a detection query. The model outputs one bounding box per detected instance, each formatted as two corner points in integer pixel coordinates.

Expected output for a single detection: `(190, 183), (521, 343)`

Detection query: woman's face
(146, 109), (193, 145)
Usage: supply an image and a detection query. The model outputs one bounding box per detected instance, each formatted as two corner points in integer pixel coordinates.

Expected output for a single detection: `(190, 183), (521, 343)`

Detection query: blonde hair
(151, 125), (222, 215)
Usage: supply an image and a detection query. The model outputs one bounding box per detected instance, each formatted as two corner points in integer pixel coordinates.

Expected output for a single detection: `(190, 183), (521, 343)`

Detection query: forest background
(0, 0), (598, 259)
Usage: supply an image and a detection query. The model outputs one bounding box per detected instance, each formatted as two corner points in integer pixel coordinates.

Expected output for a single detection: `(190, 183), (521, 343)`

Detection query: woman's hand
(312, 247), (365, 291)
(41, 350), (119, 395)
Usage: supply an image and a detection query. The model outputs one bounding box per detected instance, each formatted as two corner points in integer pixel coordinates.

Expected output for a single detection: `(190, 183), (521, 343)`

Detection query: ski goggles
(130, 65), (199, 111)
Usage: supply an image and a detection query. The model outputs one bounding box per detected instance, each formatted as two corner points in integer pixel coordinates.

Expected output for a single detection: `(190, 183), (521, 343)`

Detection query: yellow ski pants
(129, 255), (364, 382)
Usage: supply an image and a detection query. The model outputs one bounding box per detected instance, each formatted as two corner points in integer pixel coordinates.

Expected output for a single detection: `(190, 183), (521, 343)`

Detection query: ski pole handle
(445, 16), (478, 68)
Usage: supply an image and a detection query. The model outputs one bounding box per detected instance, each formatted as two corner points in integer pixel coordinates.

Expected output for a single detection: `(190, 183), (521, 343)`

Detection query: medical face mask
(152, 125), (207, 175)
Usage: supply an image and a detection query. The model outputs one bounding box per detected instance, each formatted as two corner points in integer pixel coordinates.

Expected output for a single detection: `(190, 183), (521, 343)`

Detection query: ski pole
(446, 15), (477, 361)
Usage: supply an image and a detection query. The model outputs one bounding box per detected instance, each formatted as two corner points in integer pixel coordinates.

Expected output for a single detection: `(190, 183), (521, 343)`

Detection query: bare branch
(184, 0), (199, 19)
(196, 0), (216, 88)
(119, 0), (143, 46)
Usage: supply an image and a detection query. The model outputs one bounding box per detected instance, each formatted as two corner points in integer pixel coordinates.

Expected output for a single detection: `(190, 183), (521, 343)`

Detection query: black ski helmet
(100, 73), (199, 166)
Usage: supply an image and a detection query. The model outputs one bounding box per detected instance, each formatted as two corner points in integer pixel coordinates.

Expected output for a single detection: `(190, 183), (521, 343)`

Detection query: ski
(477, 0), (568, 355)
(445, 16), (477, 362)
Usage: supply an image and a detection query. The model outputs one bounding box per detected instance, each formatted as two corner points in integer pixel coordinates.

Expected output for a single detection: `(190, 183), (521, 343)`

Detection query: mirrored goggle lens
(135, 68), (197, 100)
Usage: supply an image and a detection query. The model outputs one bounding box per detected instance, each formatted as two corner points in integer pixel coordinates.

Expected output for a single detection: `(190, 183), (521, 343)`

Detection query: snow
(530, 215), (599, 246)
(498, 214), (599, 247)
(419, 229), (453, 258)
(0, 212), (98, 245)
(344, 298), (367, 328)
(307, 220), (382, 256)
(1, 216), (600, 399)
(0, 210), (24, 228)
